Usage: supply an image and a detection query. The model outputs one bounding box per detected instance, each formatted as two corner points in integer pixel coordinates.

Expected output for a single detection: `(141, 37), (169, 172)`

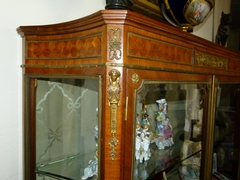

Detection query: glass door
(133, 81), (209, 180)
(25, 77), (101, 180)
(212, 83), (240, 180)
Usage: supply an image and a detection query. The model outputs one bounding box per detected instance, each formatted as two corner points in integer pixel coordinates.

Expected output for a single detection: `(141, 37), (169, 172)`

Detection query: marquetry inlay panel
(26, 34), (102, 59)
(127, 33), (193, 64)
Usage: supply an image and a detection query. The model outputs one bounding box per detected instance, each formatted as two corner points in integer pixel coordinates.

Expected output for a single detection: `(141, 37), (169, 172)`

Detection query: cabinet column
(103, 67), (124, 180)
(102, 22), (125, 179)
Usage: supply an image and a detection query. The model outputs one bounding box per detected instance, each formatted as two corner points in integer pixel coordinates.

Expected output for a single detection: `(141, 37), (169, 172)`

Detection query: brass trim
(125, 96), (129, 121)
(195, 51), (228, 69)
(202, 75), (215, 179)
(25, 55), (102, 60)
(26, 32), (102, 43)
(131, 73), (139, 84)
(21, 63), (106, 69)
(109, 27), (122, 60)
(109, 135), (119, 161)
(107, 69), (121, 160)
(21, 62), (240, 78)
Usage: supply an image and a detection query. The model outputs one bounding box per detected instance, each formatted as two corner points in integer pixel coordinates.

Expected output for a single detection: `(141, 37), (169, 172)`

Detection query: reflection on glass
(134, 83), (208, 180)
(35, 78), (99, 180)
(212, 84), (239, 180)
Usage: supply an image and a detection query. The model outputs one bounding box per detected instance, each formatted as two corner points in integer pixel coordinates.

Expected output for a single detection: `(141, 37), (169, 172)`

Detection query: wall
(0, 1), (105, 179)
(0, 0), (231, 179)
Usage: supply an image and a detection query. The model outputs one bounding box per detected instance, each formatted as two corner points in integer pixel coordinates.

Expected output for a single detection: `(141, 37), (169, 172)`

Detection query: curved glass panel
(212, 83), (240, 180)
(133, 82), (208, 180)
(35, 78), (100, 180)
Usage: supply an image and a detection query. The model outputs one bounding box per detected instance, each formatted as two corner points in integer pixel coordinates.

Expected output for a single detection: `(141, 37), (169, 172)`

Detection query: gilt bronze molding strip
(107, 69), (121, 160)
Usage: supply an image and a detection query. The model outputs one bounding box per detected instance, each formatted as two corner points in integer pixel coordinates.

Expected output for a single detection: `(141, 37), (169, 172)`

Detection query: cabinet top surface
(18, 9), (240, 76)
(17, 10), (239, 56)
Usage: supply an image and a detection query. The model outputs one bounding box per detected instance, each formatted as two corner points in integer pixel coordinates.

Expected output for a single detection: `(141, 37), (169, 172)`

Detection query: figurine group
(152, 99), (174, 150)
(82, 125), (98, 180)
(135, 98), (174, 163)
(135, 113), (152, 163)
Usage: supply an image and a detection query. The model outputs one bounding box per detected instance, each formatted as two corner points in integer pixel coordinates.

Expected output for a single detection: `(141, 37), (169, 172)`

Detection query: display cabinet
(17, 9), (240, 180)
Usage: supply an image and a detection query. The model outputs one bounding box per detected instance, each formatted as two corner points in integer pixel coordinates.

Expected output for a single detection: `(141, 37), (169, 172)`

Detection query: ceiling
(230, 0), (240, 29)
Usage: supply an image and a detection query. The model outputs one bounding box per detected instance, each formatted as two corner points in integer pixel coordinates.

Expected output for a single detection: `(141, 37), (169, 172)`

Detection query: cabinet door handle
(125, 96), (128, 121)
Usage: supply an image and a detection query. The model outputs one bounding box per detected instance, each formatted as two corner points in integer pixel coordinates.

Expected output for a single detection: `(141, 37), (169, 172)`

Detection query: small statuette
(152, 98), (174, 149)
(135, 114), (142, 161)
(135, 106), (152, 163)
(81, 151), (98, 180)
(82, 125), (99, 179)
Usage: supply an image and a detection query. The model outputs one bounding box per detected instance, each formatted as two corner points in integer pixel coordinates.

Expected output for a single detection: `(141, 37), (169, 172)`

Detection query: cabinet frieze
(127, 32), (193, 65)
(25, 33), (102, 59)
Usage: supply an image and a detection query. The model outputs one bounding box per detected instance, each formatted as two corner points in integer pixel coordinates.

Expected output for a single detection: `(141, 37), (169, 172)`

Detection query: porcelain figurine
(82, 125), (99, 179)
(160, 0), (215, 32)
(152, 99), (174, 149)
(135, 113), (152, 163)
(163, 117), (174, 145)
(81, 150), (98, 180)
(135, 114), (142, 161)
(140, 116), (151, 163)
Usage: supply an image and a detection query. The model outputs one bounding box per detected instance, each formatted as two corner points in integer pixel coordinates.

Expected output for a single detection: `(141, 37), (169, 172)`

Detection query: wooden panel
(128, 32), (193, 65)
(229, 59), (240, 71)
(26, 33), (102, 59)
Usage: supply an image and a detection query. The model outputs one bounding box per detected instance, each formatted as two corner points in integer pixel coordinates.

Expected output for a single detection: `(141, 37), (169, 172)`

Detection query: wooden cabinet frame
(17, 10), (240, 180)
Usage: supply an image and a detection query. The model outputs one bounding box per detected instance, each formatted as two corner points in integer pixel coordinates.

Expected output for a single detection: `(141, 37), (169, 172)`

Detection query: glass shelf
(145, 149), (201, 180)
(35, 151), (96, 180)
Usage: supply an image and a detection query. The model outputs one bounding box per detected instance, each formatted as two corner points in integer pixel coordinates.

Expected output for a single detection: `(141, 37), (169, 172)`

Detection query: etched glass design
(35, 78), (99, 180)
